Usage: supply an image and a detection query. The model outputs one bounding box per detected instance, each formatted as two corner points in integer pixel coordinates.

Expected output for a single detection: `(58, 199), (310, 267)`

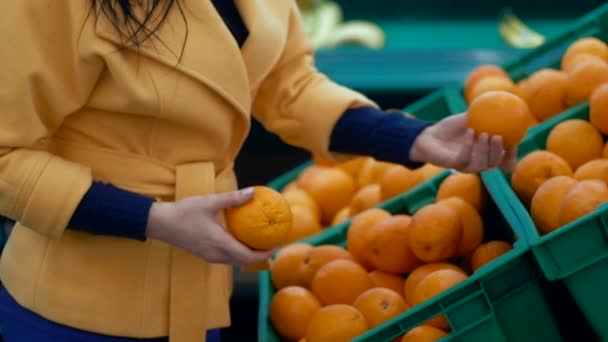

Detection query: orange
(366, 215), (421, 274)
(369, 270), (405, 296)
(298, 167), (356, 224)
(468, 76), (521, 103)
(464, 64), (510, 102)
(517, 77), (530, 94)
(471, 241), (513, 272)
(282, 186), (322, 222)
(531, 176), (578, 234)
(411, 269), (468, 329)
(380, 165), (425, 201)
(403, 263), (466, 305)
(305, 304), (368, 342)
(226, 186), (292, 250)
(561, 37), (608, 72)
(300, 245), (355, 288)
(353, 288), (409, 328)
(415, 163), (445, 181)
(357, 158), (393, 188)
(546, 119), (604, 170)
(520, 69), (568, 122)
(456, 253), (475, 275)
(336, 157), (368, 179)
(525, 115), (539, 129)
(563, 53), (606, 74)
(313, 154), (335, 167)
(311, 259), (373, 305)
(288, 206), (323, 243)
(604, 142), (608, 158)
(350, 184), (382, 214)
(574, 159), (608, 185)
(401, 326), (448, 342)
(297, 166), (323, 189)
(439, 197), (484, 256)
(436, 172), (486, 212)
(283, 181), (300, 193)
(510, 151), (573, 205)
(346, 208), (392, 268)
(464, 65), (509, 100)
(467, 91), (531, 149)
(331, 206), (353, 227)
(271, 243), (314, 290)
(270, 286), (322, 341)
(590, 83), (608, 134)
(409, 203), (463, 262)
(559, 180), (608, 226)
(565, 58), (608, 106)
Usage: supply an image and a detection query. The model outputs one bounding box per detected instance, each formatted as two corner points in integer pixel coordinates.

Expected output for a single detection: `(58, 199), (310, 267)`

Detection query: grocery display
(483, 103), (608, 340)
(256, 3), (608, 341)
(259, 173), (562, 342)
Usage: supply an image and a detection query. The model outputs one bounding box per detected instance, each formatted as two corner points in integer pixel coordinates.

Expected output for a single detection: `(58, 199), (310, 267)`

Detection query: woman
(0, 1), (515, 341)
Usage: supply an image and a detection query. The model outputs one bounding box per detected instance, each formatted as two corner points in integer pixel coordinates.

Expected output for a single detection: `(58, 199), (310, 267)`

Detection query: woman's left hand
(409, 113), (517, 173)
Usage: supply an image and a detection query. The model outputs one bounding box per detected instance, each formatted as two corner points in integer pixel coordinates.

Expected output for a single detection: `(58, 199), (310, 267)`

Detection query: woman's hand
(146, 188), (275, 266)
(409, 113), (517, 173)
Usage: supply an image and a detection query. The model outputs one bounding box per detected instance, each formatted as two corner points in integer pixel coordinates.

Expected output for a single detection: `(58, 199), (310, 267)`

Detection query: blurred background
(227, 0), (606, 340)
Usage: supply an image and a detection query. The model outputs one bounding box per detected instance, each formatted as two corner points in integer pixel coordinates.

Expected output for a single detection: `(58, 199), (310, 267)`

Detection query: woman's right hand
(145, 188), (275, 266)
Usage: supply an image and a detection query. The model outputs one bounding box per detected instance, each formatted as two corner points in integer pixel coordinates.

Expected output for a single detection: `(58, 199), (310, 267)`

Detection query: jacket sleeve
(0, 2), (103, 238)
(252, 3), (378, 163)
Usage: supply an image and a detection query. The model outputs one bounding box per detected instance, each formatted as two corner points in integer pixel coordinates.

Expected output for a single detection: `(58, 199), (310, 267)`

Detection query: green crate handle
(549, 203), (608, 279)
(442, 285), (495, 334)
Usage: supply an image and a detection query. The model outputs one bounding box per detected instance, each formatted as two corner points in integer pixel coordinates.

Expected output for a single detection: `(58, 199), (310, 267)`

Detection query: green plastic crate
(481, 101), (608, 340)
(258, 172), (563, 342)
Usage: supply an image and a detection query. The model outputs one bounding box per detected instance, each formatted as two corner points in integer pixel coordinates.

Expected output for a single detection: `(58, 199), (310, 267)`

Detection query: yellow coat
(0, 1), (374, 341)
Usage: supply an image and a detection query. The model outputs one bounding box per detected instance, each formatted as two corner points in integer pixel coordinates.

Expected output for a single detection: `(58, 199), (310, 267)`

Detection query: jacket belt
(49, 138), (237, 342)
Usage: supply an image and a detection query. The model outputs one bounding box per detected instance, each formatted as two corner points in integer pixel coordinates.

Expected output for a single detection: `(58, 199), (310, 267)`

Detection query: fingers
(205, 187), (255, 211)
(466, 133), (490, 172)
(489, 136), (505, 168)
(500, 147), (519, 174)
(210, 228), (275, 266)
(434, 113), (469, 138)
(452, 128), (475, 169)
(462, 134), (506, 172)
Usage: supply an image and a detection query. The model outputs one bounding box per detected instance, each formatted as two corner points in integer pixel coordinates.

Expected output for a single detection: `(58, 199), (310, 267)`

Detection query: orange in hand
(467, 91), (531, 149)
(226, 186), (292, 250)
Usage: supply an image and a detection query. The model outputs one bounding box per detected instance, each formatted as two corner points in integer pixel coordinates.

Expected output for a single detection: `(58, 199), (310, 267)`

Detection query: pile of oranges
(268, 172), (513, 342)
(463, 36), (608, 238)
(249, 35), (608, 342)
(465, 37), (608, 125)
(280, 157), (445, 243)
(510, 114), (608, 236)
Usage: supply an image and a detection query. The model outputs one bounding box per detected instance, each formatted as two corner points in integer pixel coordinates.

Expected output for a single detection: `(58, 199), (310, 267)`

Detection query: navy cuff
(329, 106), (433, 169)
(68, 182), (155, 241)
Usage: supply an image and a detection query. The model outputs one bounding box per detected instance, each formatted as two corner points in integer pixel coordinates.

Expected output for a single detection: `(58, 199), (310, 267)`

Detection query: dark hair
(90, 0), (187, 59)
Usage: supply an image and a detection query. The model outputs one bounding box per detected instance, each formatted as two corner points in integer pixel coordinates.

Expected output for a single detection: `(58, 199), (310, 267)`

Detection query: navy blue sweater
(67, 1), (433, 241)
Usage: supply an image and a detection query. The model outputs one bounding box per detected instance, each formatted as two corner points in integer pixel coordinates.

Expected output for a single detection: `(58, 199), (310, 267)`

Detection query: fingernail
(241, 187), (255, 197)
